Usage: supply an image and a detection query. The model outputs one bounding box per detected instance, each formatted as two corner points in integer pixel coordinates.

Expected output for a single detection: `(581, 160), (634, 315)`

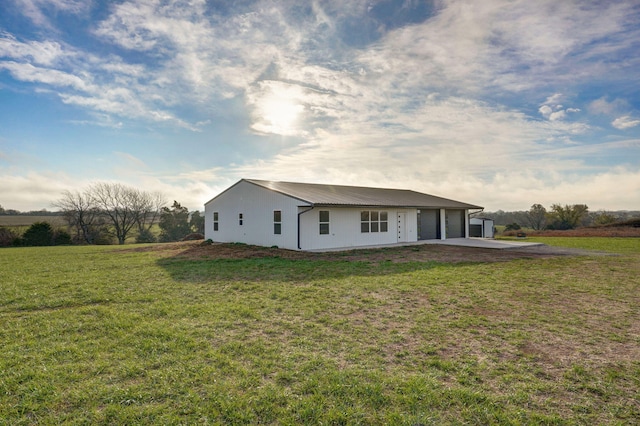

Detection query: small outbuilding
(469, 217), (495, 238)
(204, 179), (483, 251)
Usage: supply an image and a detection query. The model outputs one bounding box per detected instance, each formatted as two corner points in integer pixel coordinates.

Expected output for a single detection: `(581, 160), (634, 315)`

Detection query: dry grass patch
(129, 240), (597, 264)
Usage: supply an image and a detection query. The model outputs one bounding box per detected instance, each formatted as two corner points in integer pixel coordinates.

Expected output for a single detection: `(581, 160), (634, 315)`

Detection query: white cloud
(481, 167), (640, 211)
(0, 171), (80, 211)
(588, 97), (629, 115)
(612, 116), (640, 130)
(12, 0), (89, 28)
(538, 93), (581, 122)
(0, 34), (65, 66)
(548, 110), (566, 121)
(0, 61), (90, 90)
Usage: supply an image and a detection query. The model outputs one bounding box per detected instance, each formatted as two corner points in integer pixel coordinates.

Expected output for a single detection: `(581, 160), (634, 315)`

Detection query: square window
(320, 223), (329, 234)
(361, 210), (388, 233)
(319, 210), (329, 223)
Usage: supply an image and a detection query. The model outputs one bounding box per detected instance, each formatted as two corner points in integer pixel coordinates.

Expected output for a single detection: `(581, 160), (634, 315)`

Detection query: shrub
(22, 222), (54, 246)
(504, 222), (521, 231)
(53, 230), (73, 246)
(136, 228), (157, 243)
(0, 227), (21, 247)
(93, 229), (115, 245)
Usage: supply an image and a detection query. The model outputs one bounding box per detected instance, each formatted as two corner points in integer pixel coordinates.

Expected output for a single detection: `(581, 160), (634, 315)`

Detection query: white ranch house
(204, 179), (483, 251)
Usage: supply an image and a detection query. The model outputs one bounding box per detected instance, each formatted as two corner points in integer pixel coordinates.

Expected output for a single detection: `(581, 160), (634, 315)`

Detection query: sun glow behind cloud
(248, 80), (306, 136)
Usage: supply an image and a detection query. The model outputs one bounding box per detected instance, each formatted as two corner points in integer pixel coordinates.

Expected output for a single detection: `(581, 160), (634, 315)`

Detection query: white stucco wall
(298, 208), (418, 250)
(204, 180), (306, 250)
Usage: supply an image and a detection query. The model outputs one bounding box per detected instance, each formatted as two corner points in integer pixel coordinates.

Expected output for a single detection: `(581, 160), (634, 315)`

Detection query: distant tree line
(479, 204), (640, 231)
(0, 205), (61, 216)
(0, 182), (204, 247)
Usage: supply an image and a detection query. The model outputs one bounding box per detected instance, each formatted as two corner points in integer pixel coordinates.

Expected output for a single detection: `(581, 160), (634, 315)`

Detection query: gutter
(297, 206), (314, 250)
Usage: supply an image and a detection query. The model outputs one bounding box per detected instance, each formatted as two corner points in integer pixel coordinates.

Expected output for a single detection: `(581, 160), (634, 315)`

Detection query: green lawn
(1, 239), (639, 424)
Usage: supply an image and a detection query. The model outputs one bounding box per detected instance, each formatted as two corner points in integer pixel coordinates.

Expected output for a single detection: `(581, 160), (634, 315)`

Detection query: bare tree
(525, 204), (547, 230)
(135, 191), (165, 236)
(53, 190), (103, 244)
(89, 182), (164, 245)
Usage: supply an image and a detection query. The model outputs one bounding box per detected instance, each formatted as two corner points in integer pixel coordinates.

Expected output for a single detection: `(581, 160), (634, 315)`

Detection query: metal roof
(244, 179), (483, 209)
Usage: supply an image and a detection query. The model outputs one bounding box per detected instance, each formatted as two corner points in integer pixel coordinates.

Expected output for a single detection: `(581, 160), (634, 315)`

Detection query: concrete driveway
(425, 238), (544, 250)
(311, 238), (544, 252)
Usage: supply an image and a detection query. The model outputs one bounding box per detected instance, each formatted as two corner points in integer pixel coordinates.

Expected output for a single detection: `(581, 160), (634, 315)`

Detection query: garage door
(418, 209), (440, 240)
(445, 210), (465, 238)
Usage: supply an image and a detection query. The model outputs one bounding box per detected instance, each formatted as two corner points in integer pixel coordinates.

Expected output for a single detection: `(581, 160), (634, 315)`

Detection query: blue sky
(1, 0), (639, 212)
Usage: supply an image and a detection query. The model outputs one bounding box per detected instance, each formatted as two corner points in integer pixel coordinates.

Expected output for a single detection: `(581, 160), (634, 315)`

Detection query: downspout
(297, 206), (314, 250)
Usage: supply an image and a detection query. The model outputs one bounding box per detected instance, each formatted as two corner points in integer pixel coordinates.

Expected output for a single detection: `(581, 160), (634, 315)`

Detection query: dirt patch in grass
(126, 240), (607, 264)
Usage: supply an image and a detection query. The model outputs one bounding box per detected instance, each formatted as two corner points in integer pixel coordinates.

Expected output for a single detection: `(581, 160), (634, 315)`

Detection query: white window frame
(319, 210), (330, 235)
(361, 210), (388, 233)
(274, 210), (282, 235)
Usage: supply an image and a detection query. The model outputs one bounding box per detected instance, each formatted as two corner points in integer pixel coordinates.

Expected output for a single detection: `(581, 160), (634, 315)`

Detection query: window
(239, 213), (243, 226)
(319, 210), (330, 235)
(361, 210), (388, 233)
(360, 211), (369, 233)
(274, 210), (282, 235)
(213, 212), (219, 231)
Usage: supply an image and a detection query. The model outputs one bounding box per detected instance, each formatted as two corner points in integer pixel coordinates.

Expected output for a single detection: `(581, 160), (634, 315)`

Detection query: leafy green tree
(159, 201), (191, 242)
(22, 222), (54, 246)
(525, 204), (547, 230)
(591, 211), (617, 226)
(135, 228), (157, 243)
(546, 204), (589, 230)
(189, 211), (205, 234)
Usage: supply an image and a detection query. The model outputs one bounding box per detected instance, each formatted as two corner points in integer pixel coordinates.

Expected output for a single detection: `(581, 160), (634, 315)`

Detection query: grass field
(1, 238), (639, 424)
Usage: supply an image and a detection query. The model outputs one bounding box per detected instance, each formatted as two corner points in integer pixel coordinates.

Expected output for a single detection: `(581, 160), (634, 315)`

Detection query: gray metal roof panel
(245, 179), (483, 209)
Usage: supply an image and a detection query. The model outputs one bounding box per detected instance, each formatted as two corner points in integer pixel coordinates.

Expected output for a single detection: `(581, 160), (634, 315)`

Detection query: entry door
(397, 213), (407, 242)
